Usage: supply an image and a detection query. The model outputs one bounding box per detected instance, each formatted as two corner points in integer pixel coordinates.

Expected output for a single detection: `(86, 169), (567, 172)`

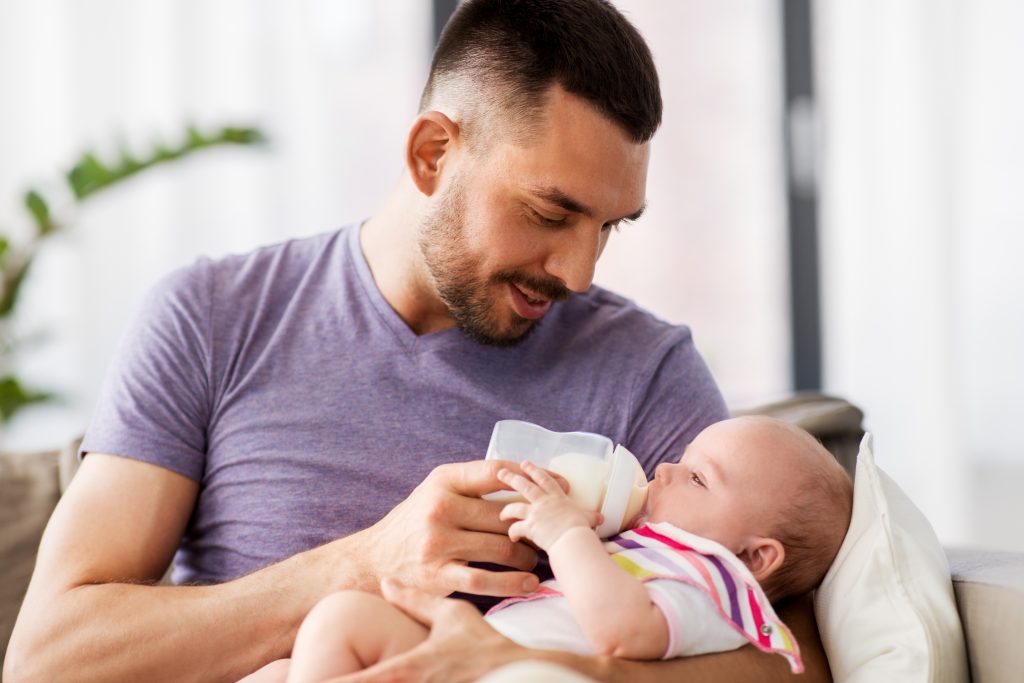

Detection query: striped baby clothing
(487, 522), (803, 671)
(605, 522), (803, 672)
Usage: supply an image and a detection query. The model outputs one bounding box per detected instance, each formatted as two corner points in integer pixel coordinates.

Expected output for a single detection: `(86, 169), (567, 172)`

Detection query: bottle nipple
(622, 472), (649, 530)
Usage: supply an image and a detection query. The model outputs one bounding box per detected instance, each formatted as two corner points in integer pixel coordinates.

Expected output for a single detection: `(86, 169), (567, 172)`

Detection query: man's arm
(3, 456), (540, 683)
(591, 594), (832, 683)
(333, 582), (832, 683)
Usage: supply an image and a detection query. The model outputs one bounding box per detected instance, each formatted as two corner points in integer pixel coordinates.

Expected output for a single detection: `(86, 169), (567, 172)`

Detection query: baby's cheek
(648, 493), (692, 528)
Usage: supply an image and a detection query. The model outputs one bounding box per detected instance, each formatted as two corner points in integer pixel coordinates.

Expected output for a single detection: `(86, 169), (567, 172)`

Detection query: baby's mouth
(628, 500), (650, 528)
(629, 484), (656, 528)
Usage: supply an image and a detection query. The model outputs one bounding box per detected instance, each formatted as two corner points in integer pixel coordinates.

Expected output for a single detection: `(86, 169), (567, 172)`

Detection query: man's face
(419, 87), (650, 346)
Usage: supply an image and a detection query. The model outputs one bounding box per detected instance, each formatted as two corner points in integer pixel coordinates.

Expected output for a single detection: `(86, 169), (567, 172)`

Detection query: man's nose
(543, 225), (602, 293)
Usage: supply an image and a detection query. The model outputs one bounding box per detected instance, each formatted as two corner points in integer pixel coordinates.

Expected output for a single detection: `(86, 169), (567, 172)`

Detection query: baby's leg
(286, 590), (428, 683)
(237, 658), (291, 682)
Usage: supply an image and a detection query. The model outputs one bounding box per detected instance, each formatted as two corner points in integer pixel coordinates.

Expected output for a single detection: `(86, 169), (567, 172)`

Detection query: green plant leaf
(67, 153), (114, 200)
(117, 148), (143, 175)
(0, 375), (53, 422)
(0, 256), (32, 318)
(186, 125), (205, 147)
(24, 189), (57, 236)
(0, 123), (267, 426)
(64, 125), (265, 202)
(220, 127), (265, 145)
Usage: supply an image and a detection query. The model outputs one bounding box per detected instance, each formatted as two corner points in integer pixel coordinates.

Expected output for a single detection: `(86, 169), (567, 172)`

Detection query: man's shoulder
(206, 227), (349, 284)
(557, 283), (693, 350)
(159, 227), (351, 301)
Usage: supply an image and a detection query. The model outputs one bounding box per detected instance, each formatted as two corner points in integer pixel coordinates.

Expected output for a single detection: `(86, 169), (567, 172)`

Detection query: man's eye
(690, 473), (705, 488)
(528, 208), (566, 227)
(601, 221), (621, 233)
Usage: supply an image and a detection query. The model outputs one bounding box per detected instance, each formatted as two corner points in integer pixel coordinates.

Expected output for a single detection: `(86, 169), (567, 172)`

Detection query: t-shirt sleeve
(645, 579), (749, 659)
(79, 261), (213, 482)
(624, 328), (729, 473)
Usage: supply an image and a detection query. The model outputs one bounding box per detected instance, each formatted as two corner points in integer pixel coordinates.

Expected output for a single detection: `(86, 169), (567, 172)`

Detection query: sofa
(2, 393), (1022, 680)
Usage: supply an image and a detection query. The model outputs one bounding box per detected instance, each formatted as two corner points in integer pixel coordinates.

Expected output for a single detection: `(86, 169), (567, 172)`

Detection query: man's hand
(497, 461), (602, 551)
(328, 578), (528, 683)
(353, 460), (542, 598)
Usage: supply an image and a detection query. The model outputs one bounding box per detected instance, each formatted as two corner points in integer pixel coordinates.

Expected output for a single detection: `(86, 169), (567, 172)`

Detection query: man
(5, 1), (830, 681)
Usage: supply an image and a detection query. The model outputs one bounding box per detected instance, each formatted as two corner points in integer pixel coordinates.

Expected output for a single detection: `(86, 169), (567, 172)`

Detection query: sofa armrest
(946, 547), (1024, 683)
(58, 436), (83, 494)
(0, 448), (61, 661)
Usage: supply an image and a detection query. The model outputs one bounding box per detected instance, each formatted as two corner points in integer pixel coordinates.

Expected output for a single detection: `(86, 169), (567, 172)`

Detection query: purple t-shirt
(81, 224), (727, 592)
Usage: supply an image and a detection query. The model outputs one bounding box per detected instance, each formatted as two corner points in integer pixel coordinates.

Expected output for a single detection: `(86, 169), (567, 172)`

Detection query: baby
(280, 416), (853, 681)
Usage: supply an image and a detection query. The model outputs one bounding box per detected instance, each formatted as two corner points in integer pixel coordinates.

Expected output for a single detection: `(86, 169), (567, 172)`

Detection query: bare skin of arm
(332, 582), (832, 683)
(497, 463), (669, 658)
(2, 456), (540, 683)
(546, 527), (669, 658)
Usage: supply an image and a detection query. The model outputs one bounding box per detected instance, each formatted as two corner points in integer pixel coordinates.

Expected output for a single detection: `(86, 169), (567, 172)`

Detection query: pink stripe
(634, 525), (693, 552)
(485, 585), (561, 615)
(633, 527), (724, 610)
(747, 587), (771, 648)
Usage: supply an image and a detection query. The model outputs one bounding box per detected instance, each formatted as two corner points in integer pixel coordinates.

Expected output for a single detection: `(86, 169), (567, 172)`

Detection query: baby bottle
(483, 420), (649, 538)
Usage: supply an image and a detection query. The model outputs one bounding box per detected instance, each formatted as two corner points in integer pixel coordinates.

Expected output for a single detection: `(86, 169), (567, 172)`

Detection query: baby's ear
(737, 537), (785, 582)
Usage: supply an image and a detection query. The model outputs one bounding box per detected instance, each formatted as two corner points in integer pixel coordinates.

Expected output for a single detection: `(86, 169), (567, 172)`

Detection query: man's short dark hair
(421, 0), (662, 145)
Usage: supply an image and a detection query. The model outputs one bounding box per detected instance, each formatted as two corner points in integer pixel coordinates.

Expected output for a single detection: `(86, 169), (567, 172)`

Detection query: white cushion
(814, 433), (968, 682)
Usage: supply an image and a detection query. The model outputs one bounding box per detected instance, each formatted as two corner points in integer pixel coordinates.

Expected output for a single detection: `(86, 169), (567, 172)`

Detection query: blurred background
(0, 0), (1020, 552)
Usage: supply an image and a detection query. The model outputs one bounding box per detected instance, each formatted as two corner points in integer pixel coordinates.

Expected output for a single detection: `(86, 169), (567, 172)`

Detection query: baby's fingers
(497, 467), (543, 501)
(507, 520), (530, 544)
(521, 460), (566, 495)
(499, 502), (530, 522)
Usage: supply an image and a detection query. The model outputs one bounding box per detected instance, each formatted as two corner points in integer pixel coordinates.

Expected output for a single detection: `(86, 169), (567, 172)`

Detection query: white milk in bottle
(547, 453), (611, 512)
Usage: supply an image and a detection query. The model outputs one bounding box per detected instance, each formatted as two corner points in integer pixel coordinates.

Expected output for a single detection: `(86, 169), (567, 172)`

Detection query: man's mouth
(508, 283), (553, 320)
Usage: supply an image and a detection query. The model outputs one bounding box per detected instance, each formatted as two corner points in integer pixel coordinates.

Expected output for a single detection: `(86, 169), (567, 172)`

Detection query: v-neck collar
(346, 222), (476, 354)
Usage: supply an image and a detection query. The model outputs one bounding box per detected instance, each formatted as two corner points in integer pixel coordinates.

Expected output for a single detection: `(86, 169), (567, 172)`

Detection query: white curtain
(0, 0), (432, 449)
(598, 1), (790, 407)
(816, 0), (1024, 548)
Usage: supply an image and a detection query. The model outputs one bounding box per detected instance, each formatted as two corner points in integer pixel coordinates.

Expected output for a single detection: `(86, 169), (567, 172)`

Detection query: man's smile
(508, 282), (553, 320)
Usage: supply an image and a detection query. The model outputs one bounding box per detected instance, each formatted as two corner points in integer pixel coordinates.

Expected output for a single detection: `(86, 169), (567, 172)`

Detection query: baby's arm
(498, 462), (669, 659)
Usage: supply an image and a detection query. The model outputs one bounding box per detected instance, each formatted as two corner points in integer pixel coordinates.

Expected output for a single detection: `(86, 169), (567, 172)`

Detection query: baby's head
(634, 416), (853, 602)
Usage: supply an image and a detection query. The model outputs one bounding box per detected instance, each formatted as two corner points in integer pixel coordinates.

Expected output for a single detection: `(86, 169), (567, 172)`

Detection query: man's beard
(418, 179), (570, 347)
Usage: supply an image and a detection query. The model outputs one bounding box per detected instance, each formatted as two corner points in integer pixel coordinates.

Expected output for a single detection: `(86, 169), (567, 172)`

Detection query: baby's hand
(497, 461), (603, 551)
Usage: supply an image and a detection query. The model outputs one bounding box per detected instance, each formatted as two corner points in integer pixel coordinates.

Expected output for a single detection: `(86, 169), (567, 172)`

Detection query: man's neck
(360, 178), (455, 335)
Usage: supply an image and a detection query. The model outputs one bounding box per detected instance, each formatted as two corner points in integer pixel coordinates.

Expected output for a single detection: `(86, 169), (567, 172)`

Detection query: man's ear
(737, 537), (785, 583)
(406, 111), (460, 197)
